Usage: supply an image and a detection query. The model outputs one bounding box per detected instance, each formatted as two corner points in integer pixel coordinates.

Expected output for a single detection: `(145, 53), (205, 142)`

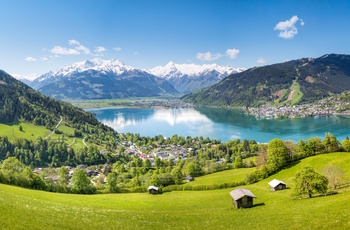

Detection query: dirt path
(46, 116), (63, 139)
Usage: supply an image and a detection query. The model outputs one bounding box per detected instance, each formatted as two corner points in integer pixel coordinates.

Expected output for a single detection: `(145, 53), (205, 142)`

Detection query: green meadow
(1, 152), (350, 229)
(0, 122), (86, 150)
(0, 122), (51, 141)
(188, 167), (254, 186)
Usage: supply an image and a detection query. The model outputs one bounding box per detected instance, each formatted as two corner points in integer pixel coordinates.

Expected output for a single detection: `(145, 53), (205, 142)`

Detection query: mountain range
(24, 59), (240, 100)
(30, 59), (179, 100)
(182, 54), (350, 107)
(149, 62), (244, 94)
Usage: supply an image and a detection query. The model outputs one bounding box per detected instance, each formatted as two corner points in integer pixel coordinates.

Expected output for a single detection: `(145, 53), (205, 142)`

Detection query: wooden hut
(229, 188), (256, 208)
(268, 179), (286, 191)
(186, 175), (194, 182)
(147, 185), (159, 194)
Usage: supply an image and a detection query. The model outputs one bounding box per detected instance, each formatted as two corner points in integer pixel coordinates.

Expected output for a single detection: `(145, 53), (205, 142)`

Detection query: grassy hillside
(1, 152), (350, 229)
(188, 168), (254, 186)
(0, 122), (86, 150)
(182, 54), (350, 107)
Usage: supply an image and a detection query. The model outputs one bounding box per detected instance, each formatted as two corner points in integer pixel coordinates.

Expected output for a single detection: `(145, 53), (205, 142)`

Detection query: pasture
(1, 152), (350, 229)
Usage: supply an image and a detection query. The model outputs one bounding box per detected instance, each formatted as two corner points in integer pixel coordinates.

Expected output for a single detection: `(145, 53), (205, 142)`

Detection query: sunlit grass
(188, 168), (254, 186)
(2, 152), (350, 229)
(0, 122), (50, 141)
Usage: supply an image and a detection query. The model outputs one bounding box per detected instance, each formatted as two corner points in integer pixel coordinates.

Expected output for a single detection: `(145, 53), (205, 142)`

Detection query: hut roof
(147, 185), (159, 191)
(229, 188), (256, 200)
(268, 179), (286, 188)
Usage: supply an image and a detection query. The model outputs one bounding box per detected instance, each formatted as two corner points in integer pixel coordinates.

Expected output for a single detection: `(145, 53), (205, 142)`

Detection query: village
(31, 139), (201, 185)
(247, 96), (350, 118)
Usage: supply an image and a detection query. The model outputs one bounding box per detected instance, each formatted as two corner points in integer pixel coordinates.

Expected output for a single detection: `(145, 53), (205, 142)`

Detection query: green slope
(182, 54), (350, 107)
(1, 152), (350, 229)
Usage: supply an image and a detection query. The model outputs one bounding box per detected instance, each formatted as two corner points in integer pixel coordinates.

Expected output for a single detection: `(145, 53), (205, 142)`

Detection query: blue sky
(1, 0), (350, 77)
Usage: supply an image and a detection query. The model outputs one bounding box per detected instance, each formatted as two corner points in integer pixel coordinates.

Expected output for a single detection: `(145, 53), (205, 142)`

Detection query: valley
(2, 1), (350, 229)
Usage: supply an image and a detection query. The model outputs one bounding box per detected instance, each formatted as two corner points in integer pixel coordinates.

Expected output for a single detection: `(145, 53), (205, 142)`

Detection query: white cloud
(41, 57), (48, 61)
(25, 56), (37, 61)
(113, 47), (122, 52)
(49, 40), (92, 56)
(257, 58), (266, 64)
(95, 46), (106, 53)
(274, 15), (304, 39)
(133, 51), (140, 55)
(226, 49), (239, 59)
(196, 52), (222, 61)
(50, 46), (80, 55)
(68, 39), (80, 46)
(69, 40), (90, 54)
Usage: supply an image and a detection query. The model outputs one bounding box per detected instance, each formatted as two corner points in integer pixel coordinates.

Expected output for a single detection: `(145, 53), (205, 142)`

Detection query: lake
(86, 107), (350, 143)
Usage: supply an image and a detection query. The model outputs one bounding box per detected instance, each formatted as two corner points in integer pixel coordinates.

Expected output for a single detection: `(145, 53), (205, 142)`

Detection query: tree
(233, 156), (244, 169)
(267, 138), (288, 171)
(256, 144), (268, 167)
(341, 138), (350, 152)
(183, 160), (202, 177)
(71, 168), (96, 194)
(106, 172), (118, 192)
(322, 132), (339, 153)
(58, 166), (69, 187)
(171, 167), (183, 185)
(322, 164), (347, 189)
(293, 167), (328, 198)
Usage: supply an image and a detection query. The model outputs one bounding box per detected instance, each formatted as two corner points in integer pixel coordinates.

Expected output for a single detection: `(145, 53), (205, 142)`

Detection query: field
(0, 122), (51, 141)
(188, 167), (254, 186)
(1, 152), (350, 229)
(0, 122), (86, 150)
(68, 97), (173, 109)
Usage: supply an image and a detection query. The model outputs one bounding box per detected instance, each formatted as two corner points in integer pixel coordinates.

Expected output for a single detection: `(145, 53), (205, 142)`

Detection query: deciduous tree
(293, 167), (328, 198)
(322, 164), (347, 189)
(267, 138), (288, 171)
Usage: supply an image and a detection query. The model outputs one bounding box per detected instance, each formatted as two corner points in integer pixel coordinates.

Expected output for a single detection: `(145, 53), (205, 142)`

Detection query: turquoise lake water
(86, 107), (350, 143)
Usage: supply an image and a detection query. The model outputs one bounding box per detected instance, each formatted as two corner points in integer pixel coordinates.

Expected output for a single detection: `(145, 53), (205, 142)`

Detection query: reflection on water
(99, 108), (212, 130)
(86, 107), (350, 143)
(152, 109), (211, 126)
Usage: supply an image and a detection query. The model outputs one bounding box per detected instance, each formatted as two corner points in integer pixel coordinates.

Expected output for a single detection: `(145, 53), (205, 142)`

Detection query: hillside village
(247, 94), (350, 118)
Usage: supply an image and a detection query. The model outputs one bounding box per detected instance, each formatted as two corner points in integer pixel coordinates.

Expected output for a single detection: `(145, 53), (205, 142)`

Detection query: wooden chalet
(186, 175), (194, 182)
(229, 188), (256, 208)
(147, 185), (159, 194)
(268, 179), (286, 191)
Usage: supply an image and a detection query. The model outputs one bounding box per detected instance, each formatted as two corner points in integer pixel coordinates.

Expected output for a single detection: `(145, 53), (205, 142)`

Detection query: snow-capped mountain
(12, 73), (38, 86)
(31, 58), (179, 100)
(148, 62), (245, 94)
(31, 59), (135, 90)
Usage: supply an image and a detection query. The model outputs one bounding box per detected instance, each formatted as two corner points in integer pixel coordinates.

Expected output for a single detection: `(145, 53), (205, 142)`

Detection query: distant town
(247, 96), (350, 118)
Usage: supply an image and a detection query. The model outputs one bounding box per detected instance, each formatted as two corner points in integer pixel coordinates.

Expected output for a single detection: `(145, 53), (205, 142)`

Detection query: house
(268, 179), (286, 191)
(148, 185), (159, 194)
(229, 188), (256, 208)
(186, 175), (194, 182)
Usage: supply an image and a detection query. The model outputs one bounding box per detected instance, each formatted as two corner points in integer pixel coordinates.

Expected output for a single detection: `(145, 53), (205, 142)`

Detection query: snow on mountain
(31, 58), (135, 89)
(30, 58), (179, 99)
(148, 62), (246, 94)
(11, 73), (38, 85)
(149, 61), (245, 79)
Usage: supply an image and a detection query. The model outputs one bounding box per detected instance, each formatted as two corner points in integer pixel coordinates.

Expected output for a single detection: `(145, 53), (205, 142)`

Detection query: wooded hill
(0, 70), (119, 165)
(182, 54), (350, 107)
(0, 70), (103, 126)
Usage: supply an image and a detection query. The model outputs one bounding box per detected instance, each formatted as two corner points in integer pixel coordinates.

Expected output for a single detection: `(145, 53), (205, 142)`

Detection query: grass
(68, 97), (172, 109)
(0, 122), (87, 150)
(0, 122), (51, 141)
(1, 152), (350, 229)
(290, 80), (304, 105)
(188, 168), (254, 186)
